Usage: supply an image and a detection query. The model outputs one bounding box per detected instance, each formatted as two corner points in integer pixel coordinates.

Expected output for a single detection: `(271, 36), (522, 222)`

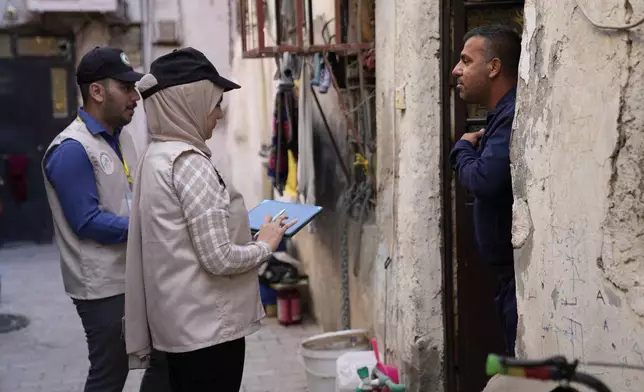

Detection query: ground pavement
(0, 244), (321, 392)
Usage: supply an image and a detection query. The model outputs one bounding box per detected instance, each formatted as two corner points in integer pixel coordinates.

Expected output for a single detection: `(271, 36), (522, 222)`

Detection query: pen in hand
(253, 209), (286, 241)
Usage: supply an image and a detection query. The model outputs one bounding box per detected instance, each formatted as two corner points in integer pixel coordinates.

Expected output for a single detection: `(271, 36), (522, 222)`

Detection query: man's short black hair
(79, 79), (107, 105)
(464, 24), (522, 79)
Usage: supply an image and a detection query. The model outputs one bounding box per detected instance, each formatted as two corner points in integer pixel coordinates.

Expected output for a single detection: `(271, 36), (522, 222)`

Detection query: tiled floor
(0, 244), (321, 392)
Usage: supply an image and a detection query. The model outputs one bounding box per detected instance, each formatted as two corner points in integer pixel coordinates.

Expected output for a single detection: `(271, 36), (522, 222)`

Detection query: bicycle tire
(571, 372), (611, 392)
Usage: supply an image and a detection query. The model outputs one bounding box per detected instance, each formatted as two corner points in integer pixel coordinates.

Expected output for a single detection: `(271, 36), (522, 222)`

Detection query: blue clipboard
(248, 200), (323, 237)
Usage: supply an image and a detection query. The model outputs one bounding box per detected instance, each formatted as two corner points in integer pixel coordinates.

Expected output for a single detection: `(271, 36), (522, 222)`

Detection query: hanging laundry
(268, 83), (298, 195)
(310, 53), (331, 94)
(297, 62), (316, 205)
(318, 67), (330, 94)
(311, 53), (322, 86)
(6, 154), (29, 204)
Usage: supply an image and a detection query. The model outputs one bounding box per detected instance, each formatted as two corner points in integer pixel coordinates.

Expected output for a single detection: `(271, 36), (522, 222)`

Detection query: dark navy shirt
(44, 109), (129, 245)
(450, 88), (516, 266)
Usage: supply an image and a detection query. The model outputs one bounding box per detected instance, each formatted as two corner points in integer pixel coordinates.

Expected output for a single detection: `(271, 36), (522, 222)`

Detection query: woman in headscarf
(124, 47), (296, 392)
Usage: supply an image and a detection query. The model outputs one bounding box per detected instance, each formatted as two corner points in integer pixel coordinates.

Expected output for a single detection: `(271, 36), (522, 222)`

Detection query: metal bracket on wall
(384, 256), (392, 269)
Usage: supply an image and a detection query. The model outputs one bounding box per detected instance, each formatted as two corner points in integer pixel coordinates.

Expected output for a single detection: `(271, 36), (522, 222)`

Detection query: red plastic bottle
(277, 288), (302, 326)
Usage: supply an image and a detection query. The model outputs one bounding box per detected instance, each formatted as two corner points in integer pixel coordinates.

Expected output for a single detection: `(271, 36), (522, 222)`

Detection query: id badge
(126, 191), (133, 212)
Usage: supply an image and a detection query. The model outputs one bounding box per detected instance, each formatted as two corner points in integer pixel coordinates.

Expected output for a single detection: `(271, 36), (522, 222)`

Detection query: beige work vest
(42, 118), (138, 300)
(135, 141), (264, 353)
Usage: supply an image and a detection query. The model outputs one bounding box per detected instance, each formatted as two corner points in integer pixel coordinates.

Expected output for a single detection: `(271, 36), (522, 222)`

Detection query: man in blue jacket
(450, 25), (521, 356)
(42, 47), (170, 391)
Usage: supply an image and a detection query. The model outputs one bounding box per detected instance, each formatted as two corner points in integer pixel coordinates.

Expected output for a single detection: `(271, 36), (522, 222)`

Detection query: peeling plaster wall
(374, 0), (444, 390)
(512, 0), (644, 390)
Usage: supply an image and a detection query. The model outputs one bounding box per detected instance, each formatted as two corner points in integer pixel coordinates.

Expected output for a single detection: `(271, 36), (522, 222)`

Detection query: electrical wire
(576, 0), (644, 30)
(583, 361), (644, 372)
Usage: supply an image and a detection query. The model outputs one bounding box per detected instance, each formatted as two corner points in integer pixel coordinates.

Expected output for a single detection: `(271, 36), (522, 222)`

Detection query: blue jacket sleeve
(449, 117), (512, 199)
(44, 140), (129, 244)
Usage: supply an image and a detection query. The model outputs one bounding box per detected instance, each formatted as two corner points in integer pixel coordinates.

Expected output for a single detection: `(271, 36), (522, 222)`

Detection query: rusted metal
(295, 0), (304, 48)
(335, 0), (342, 44)
(464, 0), (525, 7)
(255, 0), (265, 51)
(241, 43), (373, 58)
(239, 0), (373, 58)
(276, 0), (282, 44)
(240, 1), (247, 55)
(307, 0), (314, 45)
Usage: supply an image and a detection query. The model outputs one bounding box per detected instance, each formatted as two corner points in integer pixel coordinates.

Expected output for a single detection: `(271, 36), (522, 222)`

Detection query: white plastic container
(299, 329), (371, 392)
(335, 350), (377, 392)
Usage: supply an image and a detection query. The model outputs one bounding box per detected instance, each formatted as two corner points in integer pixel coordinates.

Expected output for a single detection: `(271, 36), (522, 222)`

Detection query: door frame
(440, 1), (525, 391)
(0, 30), (77, 244)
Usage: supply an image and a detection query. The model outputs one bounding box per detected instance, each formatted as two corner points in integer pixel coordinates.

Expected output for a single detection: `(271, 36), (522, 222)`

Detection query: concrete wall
(224, 33), (276, 208)
(374, 0), (444, 390)
(147, 0), (232, 175)
(511, 0), (644, 390)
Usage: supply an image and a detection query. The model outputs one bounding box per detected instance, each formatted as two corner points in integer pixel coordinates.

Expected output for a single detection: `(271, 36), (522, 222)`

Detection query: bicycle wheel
(571, 372), (611, 392)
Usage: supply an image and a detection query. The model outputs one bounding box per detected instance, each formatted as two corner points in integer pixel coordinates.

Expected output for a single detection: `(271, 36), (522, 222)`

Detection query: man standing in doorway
(450, 25), (521, 356)
(42, 47), (169, 391)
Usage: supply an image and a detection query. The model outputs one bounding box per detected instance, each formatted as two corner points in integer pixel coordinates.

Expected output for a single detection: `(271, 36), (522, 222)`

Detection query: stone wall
(511, 0), (644, 390)
(374, 0), (445, 390)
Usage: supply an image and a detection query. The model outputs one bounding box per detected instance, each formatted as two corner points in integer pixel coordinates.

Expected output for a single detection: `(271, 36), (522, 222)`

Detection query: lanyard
(117, 140), (132, 185)
(76, 116), (132, 185)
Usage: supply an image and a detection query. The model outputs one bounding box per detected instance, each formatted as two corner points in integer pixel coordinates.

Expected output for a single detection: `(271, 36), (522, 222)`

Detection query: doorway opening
(441, 1), (525, 391)
(0, 33), (77, 245)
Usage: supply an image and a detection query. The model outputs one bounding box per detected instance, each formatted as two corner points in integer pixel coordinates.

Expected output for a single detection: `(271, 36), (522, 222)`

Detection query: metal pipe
(141, 0), (153, 71)
(307, 0), (314, 46)
(240, 0), (248, 54)
(355, 0), (372, 158)
(275, 92), (283, 195)
(340, 215), (350, 330)
(276, 0), (282, 44)
(256, 0), (265, 50)
(241, 42), (373, 58)
(295, 0), (304, 48)
(335, 0), (341, 44)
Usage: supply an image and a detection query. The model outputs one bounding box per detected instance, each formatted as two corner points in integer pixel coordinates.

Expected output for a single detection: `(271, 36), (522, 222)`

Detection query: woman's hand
(256, 215), (299, 251)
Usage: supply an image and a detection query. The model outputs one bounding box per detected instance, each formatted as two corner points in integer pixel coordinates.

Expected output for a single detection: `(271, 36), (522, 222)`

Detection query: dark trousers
(73, 294), (171, 392)
(165, 337), (246, 392)
(493, 271), (518, 357)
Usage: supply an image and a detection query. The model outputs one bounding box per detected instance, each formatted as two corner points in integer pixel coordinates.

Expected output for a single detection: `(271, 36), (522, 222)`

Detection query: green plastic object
(380, 372), (406, 392)
(486, 354), (504, 376)
(385, 379), (406, 392)
(357, 366), (370, 379)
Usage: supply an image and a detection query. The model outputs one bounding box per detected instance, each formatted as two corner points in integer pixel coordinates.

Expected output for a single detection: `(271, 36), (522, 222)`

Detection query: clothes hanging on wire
(297, 63), (316, 205)
(311, 53), (330, 94)
(267, 75), (298, 195)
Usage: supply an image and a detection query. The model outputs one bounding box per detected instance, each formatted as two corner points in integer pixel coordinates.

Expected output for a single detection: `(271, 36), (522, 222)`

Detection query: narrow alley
(0, 244), (320, 392)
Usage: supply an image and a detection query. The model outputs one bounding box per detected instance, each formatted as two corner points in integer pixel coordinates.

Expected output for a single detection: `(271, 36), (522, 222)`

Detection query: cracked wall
(512, 0), (644, 389)
(375, 0), (444, 390)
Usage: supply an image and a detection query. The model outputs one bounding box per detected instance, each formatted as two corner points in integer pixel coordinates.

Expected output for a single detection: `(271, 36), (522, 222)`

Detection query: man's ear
(89, 81), (105, 103)
(488, 58), (502, 79)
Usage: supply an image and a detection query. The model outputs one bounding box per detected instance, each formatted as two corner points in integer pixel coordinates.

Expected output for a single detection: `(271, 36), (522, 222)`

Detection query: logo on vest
(99, 152), (115, 175)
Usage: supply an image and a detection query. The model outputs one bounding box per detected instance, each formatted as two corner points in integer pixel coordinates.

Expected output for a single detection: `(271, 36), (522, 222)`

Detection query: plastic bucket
(300, 329), (371, 392)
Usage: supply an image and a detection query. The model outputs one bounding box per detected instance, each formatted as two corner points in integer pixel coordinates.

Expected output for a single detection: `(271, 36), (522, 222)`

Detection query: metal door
(0, 34), (76, 245)
(441, 2), (524, 391)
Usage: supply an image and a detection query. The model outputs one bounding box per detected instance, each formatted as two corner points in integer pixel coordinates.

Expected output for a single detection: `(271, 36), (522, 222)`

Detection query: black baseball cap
(76, 47), (144, 85)
(140, 47), (241, 99)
